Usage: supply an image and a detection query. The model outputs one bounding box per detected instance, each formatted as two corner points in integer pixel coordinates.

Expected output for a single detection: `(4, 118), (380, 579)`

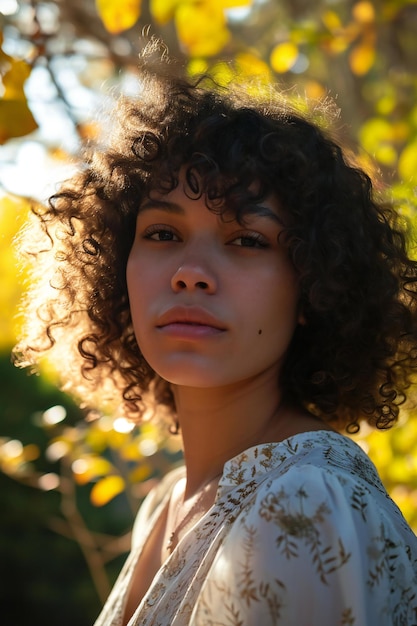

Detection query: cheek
(249, 280), (299, 340)
(126, 251), (155, 303)
(126, 259), (148, 334)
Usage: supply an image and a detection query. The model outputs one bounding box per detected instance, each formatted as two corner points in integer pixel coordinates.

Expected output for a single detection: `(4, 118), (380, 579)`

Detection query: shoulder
(223, 433), (417, 585)
(219, 430), (414, 543)
(192, 432), (417, 625)
(220, 430), (417, 596)
(241, 430), (413, 540)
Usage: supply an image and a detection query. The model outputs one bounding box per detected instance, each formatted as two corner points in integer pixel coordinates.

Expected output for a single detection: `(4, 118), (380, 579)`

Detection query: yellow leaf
(349, 40), (375, 75)
(359, 117), (392, 148)
(376, 94), (396, 116)
(108, 429), (130, 449)
(360, 415), (417, 533)
(210, 61), (235, 86)
(0, 100), (38, 144)
(398, 141), (417, 182)
(221, 0), (252, 6)
(304, 80), (327, 101)
(392, 420), (417, 455)
(325, 34), (350, 55)
(367, 430), (393, 467)
(352, 1), (375, 24)
(76, 121), (100, 141)
(96, 0), (141, 34)
(187, 58), (209, 77)
(235, 52), (272, 81)
(387, 455), (414, 484)
(85, 424), (110, 452)
(72, 455), (114, 485)
(90, 475), (125, 506)
(175, 2), (230, 57)
(359, 117), (394, 161)
(2, 58), (31, 99)
(121, 440), (143, 461)
(151, 0), (252, 28)
(0, 195), (31, 347)
(23, 444), (40, 462)
(150, 0), (178, 25)
(270, 42), (298, 74)
(0, 57), (38, 143)
(390, 486), (417, 531)
(391, 121), (409, 143)
(374, 144), (397, 166)
(322, 10), (342, 32)
(129, 463), (152, 483)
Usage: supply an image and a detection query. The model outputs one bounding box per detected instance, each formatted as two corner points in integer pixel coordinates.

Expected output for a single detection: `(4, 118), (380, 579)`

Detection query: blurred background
(1, 0), (417, 623)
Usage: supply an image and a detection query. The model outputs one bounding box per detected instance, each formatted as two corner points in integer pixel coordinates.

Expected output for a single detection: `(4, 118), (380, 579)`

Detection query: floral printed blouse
(94, 431), (417, 625)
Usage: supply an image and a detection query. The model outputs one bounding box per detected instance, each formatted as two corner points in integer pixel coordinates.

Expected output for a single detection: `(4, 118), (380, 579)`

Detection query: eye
(143, 226), (180, 242)
(230, 232), (269, 248)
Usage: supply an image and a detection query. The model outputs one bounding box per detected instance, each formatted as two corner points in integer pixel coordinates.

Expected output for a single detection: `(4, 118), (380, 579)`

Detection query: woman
(15, 46), (417, 624)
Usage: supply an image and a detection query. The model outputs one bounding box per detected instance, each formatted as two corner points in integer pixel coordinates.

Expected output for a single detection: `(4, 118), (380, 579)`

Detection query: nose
(171, 252), (217, 294)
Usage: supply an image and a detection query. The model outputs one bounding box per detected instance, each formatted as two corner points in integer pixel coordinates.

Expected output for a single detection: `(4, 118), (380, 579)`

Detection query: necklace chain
(166, 472), (222, 553)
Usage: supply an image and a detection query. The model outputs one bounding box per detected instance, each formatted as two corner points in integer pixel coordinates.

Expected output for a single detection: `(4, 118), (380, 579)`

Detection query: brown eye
(231, 233), (269, 248)
(144, 227), (179, 242)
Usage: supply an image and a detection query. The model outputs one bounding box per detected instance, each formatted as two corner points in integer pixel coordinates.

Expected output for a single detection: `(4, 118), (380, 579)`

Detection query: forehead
(139, 190), (284, 230)
(143, 166), (283, 224)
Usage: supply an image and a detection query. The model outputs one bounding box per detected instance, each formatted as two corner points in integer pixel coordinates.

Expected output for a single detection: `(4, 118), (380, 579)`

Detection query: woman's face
(126, 174), (301, 391)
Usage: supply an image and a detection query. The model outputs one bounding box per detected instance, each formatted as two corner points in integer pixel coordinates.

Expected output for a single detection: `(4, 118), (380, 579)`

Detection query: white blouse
(94, 430), (417, 625)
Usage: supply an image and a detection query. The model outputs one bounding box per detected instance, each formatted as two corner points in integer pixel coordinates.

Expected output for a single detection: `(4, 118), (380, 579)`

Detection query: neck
(171, 370), (322, 498)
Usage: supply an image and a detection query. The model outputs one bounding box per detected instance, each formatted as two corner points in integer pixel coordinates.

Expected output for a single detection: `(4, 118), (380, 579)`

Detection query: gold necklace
(166, 472), (222, 553)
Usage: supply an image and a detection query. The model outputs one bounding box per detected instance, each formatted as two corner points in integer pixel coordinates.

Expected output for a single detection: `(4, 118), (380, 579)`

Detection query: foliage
(1, 0), (417, 620)
(0, 349), (182, 601)
(0, 353), (105, 625)
(0, 194), (30, 347)
(0, 32), (37, 143)
(1, 0), (417, 180)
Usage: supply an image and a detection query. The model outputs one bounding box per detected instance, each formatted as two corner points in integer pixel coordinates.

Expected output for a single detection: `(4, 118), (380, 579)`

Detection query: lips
(156, 306), (227, 333)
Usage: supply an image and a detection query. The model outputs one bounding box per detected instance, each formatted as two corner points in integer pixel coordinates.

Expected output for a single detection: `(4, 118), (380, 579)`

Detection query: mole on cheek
(258, 329), (263, 335)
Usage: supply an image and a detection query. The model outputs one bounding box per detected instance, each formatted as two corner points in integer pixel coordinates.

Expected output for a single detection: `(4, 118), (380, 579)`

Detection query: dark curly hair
(14, 49), (417, 433)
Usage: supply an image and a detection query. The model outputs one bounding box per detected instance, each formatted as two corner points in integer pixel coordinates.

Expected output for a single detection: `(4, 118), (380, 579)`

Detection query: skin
(123, 172), (328, 622)
(127, 172), (326, 491)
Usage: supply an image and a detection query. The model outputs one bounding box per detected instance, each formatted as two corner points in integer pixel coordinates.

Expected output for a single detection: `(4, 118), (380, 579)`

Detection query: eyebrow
(138, 198), (283, 225)
(247, 205), (283, 225)
(139, 199), (185, 214)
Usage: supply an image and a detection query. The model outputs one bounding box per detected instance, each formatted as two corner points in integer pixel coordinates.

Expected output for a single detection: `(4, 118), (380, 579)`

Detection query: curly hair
(14, 51), (417, 432)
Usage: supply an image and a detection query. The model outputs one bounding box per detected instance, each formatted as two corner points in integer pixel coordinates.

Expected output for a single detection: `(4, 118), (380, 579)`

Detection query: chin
(151, 363), (225, 389)
(160, 372), (223, 388)
(143, 350), (215, 382)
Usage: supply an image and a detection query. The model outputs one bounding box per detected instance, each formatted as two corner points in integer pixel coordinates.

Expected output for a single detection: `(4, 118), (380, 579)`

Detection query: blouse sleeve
(190, 465), (417, 626)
